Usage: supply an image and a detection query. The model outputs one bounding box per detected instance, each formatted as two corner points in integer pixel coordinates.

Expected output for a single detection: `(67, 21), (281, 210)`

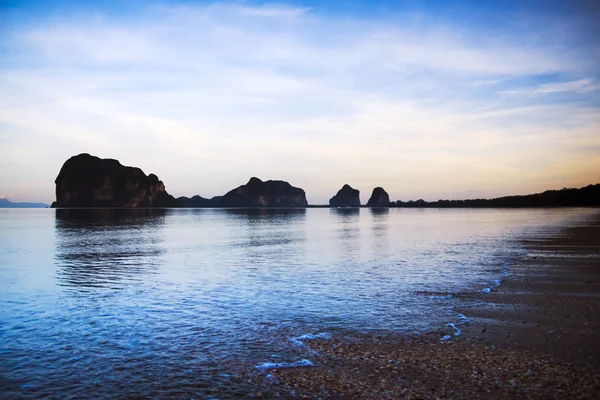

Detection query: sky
(0, 0), (599, 204)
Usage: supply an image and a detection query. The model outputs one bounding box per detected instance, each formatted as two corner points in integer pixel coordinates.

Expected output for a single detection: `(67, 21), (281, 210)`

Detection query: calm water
(0, 207), (596, 397)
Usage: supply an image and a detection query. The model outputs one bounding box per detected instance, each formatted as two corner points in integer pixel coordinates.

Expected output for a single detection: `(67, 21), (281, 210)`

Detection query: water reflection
(369, 208), (389, 255)
(54, 209), (167, 291)
(222, 208), (307, 265)
(221, 208), (306, 223)
(330, 208), (361, 259)
(330, 207), (360, 218)
(369, 208), (389, 217)
(55, 208), (168, 227)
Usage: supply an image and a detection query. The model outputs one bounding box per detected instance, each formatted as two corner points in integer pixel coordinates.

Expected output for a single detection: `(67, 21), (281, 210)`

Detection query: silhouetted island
(51, 154), (181, 208)
(177, 195), (222, 208)
(49, 154), (599, 209)
(366, 187), (391, 207)
(393, 184), (600, 208)
(216, 177), (308, 207)
(329, 184), (361, 207)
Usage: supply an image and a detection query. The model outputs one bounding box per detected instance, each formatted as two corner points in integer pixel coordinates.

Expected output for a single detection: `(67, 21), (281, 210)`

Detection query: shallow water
(0, 207), (596, 397)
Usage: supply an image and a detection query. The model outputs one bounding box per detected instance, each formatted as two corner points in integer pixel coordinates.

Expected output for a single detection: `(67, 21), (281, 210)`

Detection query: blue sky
(1, 0), (599, 204)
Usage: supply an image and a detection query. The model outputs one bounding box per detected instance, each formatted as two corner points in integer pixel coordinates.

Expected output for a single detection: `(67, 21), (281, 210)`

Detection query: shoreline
(456, 211), (600, 368)
(244, 210), (600, 398)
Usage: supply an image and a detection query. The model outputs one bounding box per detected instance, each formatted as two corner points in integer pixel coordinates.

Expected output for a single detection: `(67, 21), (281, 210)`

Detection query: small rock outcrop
(329, 184), (361, 207)
(366, 187), (390, 207)
(217, 177), (308, 207)
(51, 153), (181, 208)
(177, 195), (222, 208)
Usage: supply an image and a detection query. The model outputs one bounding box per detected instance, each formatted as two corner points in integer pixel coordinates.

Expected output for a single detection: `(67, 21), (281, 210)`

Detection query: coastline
(245, 209), (600, 399)
(457, 210), (600, 368)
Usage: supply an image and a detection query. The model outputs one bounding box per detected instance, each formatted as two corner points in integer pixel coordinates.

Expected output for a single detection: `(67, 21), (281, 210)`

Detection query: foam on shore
(482, 262), (510, 294)
(440, 261), (509, 342)
(290, 332), (332, 347)
(256, 332), (331, 372)
(256, 359), (314, 370)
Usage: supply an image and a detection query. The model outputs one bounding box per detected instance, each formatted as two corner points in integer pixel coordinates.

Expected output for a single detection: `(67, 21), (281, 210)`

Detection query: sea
(0, 207), (596, 398)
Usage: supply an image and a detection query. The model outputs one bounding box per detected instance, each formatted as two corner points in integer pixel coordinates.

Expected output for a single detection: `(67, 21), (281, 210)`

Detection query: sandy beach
(246, 209), (600, 399)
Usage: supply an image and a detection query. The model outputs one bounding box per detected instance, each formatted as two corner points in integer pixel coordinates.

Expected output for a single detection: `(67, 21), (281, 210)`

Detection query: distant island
(48, 154), (599, 208)
(0, 199), (48, 208)
(180, 177), (308, 208)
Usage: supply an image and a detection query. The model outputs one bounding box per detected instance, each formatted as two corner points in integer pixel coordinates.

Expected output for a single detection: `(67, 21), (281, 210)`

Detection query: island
(216, 177), (308, 207)
(329, 184), (361, 207)
(51, 153), (181, 208)
(366, 187), (391, 207)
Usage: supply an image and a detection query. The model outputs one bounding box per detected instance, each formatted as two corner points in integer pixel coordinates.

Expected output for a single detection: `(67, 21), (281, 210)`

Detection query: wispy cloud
(500, 79), (600, 96)
(473, 80), (499, 87)
(234, 3), (311, 17)
(14, 4), (579, 75)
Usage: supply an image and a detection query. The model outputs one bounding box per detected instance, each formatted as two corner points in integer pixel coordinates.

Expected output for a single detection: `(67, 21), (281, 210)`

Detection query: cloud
(234, 4), (311, 17)
(500, 79), (600, 96)
(10, 3), (580, 75)
(473, 80), (499, 86)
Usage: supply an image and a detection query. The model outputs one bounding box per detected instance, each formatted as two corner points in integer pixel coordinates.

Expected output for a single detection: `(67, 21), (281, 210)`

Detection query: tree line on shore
(392, 184), (600, 208)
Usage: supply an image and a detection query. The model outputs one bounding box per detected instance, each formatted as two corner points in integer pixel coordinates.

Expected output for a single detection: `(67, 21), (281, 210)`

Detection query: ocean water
(0, 207), (595, 397)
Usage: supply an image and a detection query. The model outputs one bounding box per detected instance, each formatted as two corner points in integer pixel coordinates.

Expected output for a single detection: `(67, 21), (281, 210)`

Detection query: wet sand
(245, 209), (600, 399)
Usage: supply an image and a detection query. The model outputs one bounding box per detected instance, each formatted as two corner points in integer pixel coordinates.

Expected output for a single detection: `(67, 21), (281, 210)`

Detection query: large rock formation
(329, 184), (361, 207)
(51, 154), (182, 208)
(177, 195), (222, 208)
(366, 187), (390, 207)
(217, 177), (308, 207)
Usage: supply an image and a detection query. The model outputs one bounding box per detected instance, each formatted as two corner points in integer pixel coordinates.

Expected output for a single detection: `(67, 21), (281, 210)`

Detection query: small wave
(440, 315), (468, 341)
(442, 261), (510, 342)
(255, 359), (314, 370)
(484, 262), (509, 292)
(414, 290), (454, 300)
(502, 262), (510, 276)
(448, 323), (461, 336)
(290, 332), (331, 347)
(256, 332), (331, 372)
(457, 313), (470, 324)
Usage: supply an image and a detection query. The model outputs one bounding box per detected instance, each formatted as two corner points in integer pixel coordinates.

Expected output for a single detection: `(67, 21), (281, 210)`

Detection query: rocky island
(329, 184), (361, 207)
(366, 187), (390, 207)
(216, 177), (308, 207)
(51, 154), (181, 208)
(50, 155), (309, 209)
